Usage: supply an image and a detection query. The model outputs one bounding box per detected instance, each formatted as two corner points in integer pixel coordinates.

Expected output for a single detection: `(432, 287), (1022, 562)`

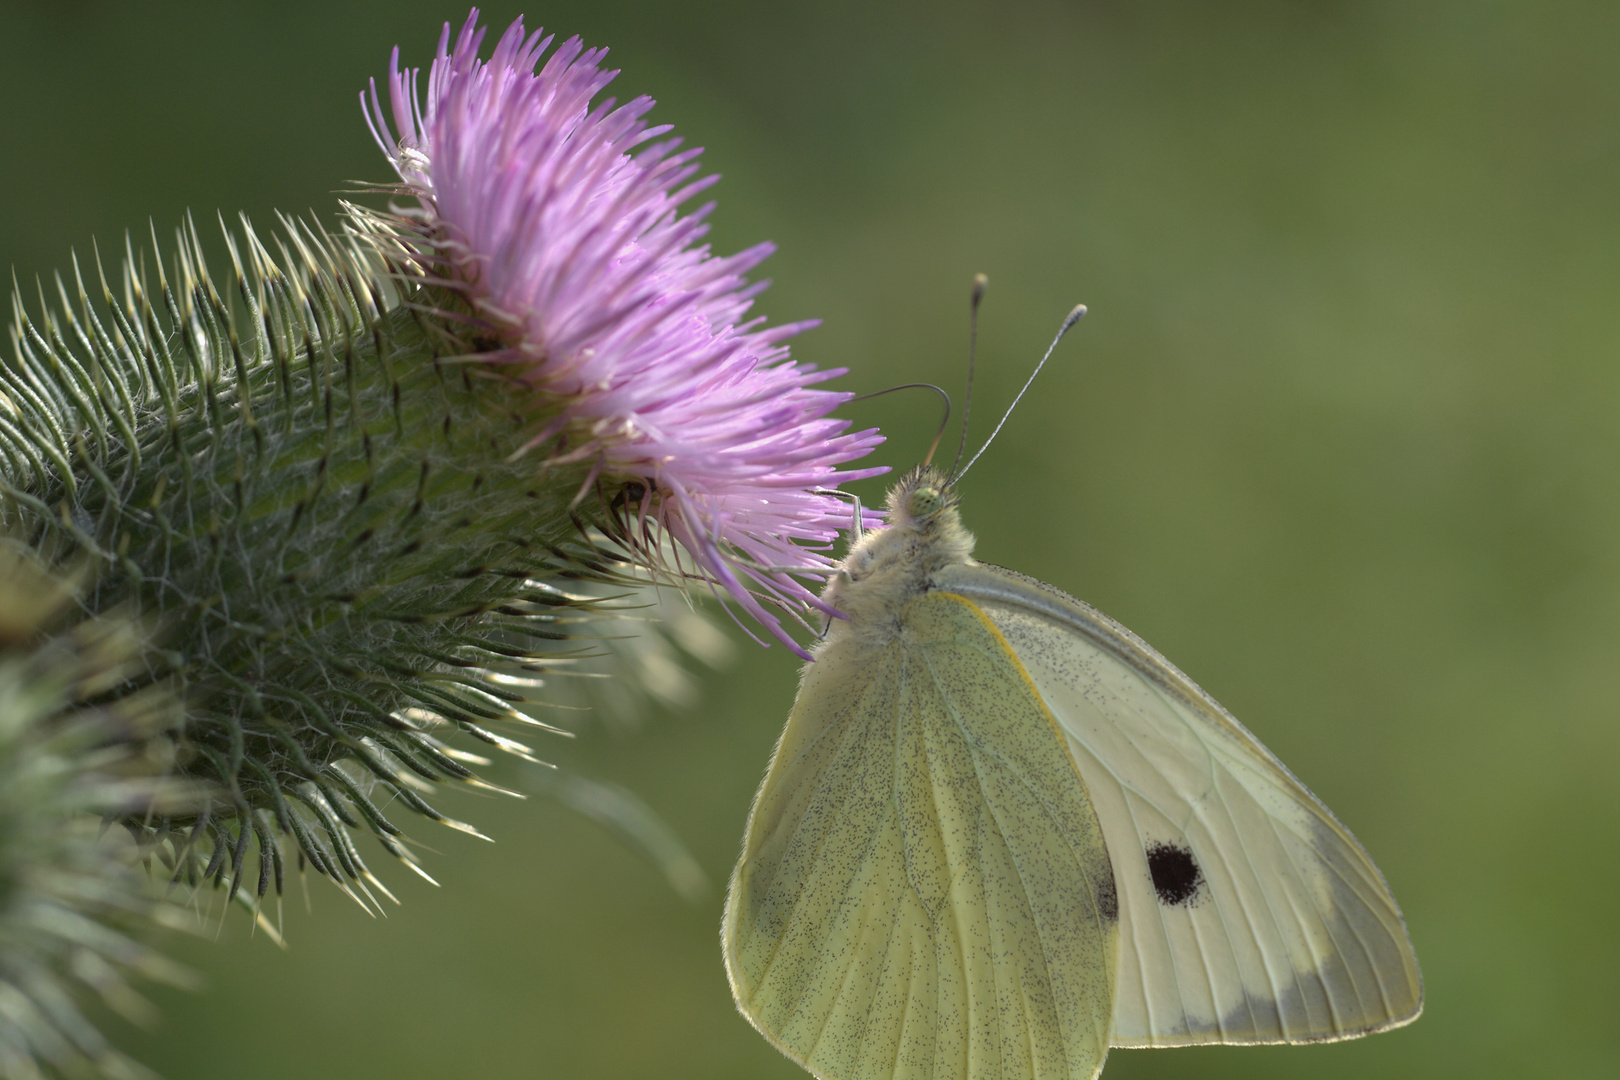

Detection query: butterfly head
(888, 465), (959, 530)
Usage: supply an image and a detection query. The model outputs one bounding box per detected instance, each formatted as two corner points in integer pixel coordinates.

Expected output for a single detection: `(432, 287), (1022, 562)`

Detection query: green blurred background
(4, 1), (1617, 1077)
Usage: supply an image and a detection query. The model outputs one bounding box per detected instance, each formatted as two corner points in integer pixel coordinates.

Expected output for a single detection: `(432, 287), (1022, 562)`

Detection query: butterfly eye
(907, 486), (944, 518)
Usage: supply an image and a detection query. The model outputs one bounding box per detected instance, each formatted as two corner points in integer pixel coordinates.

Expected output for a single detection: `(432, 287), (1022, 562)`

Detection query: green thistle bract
(0, 552), (193, 1080)
(2, 212), (660, 913)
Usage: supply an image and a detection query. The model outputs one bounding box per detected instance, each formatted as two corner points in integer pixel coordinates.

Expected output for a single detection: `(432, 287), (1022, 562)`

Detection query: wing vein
(750, 664), (893, 979)
(1206, 772), (1302, 1034)
(1289, 819), (1405, 1023)
(925, 642), (1078, 1080)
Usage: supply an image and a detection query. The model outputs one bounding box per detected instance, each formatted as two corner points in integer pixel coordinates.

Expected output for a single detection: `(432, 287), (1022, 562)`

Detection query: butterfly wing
(935, 563), (1422, 1047)
(724, 590), (1119, 1080)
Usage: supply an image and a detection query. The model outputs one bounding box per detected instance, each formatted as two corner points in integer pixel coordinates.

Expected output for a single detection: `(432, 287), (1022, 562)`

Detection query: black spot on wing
(1146, 842), (1204, 907)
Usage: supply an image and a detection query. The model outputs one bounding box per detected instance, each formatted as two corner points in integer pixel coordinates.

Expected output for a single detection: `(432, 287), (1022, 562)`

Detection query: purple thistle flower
(363, 9), (884, 655)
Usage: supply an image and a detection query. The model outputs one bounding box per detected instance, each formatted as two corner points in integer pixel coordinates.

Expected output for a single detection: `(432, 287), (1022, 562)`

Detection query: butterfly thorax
(817, 466), (976, 654)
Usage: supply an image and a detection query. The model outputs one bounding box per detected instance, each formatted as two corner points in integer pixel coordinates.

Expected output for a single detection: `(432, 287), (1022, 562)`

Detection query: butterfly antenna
(948, 273), (990, 478)
(852, 383), (952, 467)
(955, 303), (1086, 482)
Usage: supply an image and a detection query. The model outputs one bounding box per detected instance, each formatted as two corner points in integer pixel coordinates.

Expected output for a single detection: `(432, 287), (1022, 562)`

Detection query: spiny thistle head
(361, 9), (886, 650)
(0, 551), (194, 1080)
(3, 5), (883, 953)
(4, 212), (718, 920)
(0, 8), (887, 1074)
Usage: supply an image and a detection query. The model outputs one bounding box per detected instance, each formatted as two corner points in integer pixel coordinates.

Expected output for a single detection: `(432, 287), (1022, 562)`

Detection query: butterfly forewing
(725, 591), (1119, 1080)
(934, 563), (1422, 1047)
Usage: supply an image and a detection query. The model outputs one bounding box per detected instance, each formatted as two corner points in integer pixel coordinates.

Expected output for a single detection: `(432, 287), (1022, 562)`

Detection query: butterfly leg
(812, 487), (866, 543)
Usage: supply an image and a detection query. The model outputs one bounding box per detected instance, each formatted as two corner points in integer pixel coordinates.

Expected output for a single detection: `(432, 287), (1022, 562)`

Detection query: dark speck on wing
(1097, 870), (1119, 922)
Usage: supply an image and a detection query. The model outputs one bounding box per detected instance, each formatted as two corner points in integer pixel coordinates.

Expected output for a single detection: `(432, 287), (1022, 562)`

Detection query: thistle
(0, 5), (880, 935)
(359, 10), (885, 648)
(0, 551), (194, 1080)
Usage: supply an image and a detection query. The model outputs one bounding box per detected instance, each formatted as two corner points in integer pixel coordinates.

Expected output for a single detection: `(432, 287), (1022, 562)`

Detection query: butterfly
(721, 308), (1421, 1080)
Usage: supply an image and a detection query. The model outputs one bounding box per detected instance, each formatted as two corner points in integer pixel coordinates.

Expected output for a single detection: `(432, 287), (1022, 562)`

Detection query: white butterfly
(722, 307), (1420, 1080)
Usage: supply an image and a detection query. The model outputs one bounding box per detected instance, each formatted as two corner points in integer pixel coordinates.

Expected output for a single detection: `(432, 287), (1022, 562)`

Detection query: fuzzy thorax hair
(817, 466), (977, 652)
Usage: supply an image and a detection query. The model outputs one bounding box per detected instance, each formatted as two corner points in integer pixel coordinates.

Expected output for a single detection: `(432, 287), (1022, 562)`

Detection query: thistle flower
(3, 4), (882, 933)
(0, 10), (883, 1075)
(362, 9), (884, 650)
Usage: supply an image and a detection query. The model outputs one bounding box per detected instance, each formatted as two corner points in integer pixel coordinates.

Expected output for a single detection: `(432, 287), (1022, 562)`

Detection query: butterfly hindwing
(725, 590), (1119, 1080)
(936, 563), (1422, 1047)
